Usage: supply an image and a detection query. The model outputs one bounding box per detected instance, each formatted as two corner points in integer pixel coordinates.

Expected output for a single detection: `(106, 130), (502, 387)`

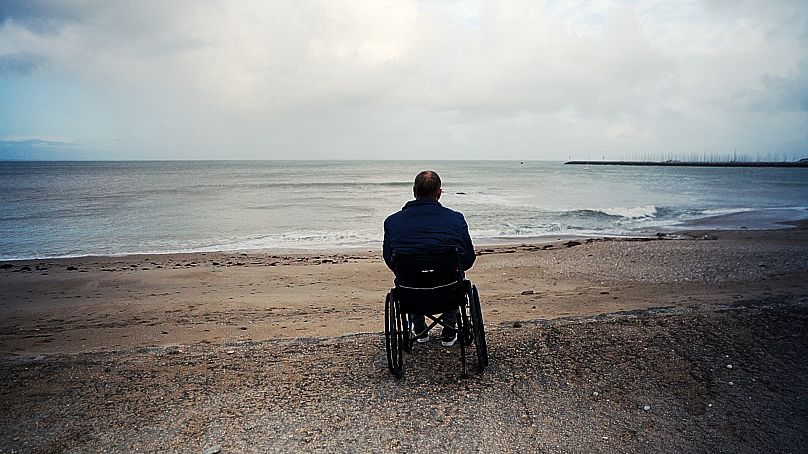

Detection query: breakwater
(565, 160), (808, 168)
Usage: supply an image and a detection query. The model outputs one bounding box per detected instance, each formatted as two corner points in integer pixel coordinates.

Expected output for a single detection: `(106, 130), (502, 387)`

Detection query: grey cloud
(0, 137), (76, 148)
(0, 0), (92, 34)
(0, 52), (47, 75)
(0, 137), (87, 160)
(759, 59), (808, 112)
(0, 1), (806, 160)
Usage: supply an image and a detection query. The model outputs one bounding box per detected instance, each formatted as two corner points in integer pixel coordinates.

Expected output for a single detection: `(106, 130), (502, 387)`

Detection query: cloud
(0, 52), (46, 74)
(0, 0), (806, 160)
(0, 136), (89, 160)
(757, 58), (808, 112)
(0, 0), (91, 34)
(0, 135), (77, 147)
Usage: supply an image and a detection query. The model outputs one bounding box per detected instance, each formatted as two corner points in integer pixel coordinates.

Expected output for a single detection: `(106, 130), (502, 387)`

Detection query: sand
(1, 223), (807, 452)
(2, 225), (807, 357)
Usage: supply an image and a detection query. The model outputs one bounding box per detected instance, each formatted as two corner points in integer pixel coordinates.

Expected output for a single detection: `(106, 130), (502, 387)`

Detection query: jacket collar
(403, 198), (441, 209)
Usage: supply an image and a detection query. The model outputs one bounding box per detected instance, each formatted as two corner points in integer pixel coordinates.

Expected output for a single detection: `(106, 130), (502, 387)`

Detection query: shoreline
(3, 208), (806, 263)
(3, 214), (806, 264)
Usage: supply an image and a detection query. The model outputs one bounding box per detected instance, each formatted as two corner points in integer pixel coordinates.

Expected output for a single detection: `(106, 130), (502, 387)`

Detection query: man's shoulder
(384, 208), (403, 223)
(438, 205), (466, 221)
(385, 200), (466, 222)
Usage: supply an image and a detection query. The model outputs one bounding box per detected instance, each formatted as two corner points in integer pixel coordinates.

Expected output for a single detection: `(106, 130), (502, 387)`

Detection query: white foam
(600, 205), (658, 219)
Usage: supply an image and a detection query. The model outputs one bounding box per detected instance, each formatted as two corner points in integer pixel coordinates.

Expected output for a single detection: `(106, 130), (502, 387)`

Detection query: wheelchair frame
(385, 279), (489, 379)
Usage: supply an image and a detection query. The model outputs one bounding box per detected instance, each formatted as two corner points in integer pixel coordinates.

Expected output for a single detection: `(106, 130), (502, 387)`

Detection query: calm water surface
(1, 161), (806, 259)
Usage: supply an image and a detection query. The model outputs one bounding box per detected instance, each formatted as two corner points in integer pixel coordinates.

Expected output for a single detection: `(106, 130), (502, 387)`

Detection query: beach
(2, 224), (808, 452)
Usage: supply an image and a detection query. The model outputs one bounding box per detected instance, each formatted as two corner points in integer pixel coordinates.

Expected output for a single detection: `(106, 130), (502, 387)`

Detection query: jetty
(565, 159), (808, 168)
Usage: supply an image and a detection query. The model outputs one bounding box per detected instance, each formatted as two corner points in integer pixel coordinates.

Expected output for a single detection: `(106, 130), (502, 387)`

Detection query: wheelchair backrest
(393, 249), (462, 290)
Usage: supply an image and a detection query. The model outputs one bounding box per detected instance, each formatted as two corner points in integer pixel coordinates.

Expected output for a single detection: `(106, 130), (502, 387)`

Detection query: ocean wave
(196, 230), (382, 251)
(139, 180), (413, 194)
(553, 206), (660, 221)
(600, 205), (658, 219)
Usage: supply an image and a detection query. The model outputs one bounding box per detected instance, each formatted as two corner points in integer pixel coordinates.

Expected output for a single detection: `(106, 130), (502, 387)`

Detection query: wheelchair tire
(470, 285), (489, 371)
(403, 314), (412, 353)
(460, 305), (473, 347)
(384, 292), (404, 377)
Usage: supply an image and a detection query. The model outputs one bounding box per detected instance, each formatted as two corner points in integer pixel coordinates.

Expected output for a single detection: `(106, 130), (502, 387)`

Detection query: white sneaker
(441, 331), (458, 347)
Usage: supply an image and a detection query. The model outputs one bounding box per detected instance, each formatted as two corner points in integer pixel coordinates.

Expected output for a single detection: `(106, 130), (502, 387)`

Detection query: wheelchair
(384, 250), (489, 378)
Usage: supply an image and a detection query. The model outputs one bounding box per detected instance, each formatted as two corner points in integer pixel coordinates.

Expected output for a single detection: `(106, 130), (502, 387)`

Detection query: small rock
(727, 364), (733, 369)
(728, 381), (734, 386)
(0, 264), (12, 269)
(226, 350), (235, 354)
(66, 266), (78, 271)
(592, 391), (599, 397)
(521, 290), (534, 295)
(203, 446), (221, 454)
(643, 405), (650, 411)
(512, 322), (522, 328)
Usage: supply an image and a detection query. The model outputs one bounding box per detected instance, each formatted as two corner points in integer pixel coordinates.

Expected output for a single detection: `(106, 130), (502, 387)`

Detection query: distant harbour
(565, 160), (808, 168)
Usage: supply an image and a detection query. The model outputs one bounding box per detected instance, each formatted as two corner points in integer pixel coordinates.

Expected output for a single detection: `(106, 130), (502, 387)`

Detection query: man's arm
(459, 215), (475, 271)
(382, 218), (394, 271)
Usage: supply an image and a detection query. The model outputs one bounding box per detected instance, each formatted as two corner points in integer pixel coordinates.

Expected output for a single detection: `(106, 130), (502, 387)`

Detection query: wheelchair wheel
(469, 285), (489, 371)
(403, 313), (412, 353)
(460, 304), (473, 347)
(384, 292), (404, 377)
(457, 309), (469, 379)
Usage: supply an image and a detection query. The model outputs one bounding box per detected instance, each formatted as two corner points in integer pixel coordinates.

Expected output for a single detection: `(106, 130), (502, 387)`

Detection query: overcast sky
(0, 0), (806, 160)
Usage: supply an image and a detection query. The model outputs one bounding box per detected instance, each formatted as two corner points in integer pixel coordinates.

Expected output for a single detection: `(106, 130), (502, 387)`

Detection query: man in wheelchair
(383, 170), (476, 347)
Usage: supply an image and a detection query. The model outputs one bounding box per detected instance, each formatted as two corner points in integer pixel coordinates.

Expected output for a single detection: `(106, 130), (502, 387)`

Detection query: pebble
(202, 445), (221, 454)
(727, 364), (733, 369)
(643, 405), (650, 411)
(592, 391), (599, 397)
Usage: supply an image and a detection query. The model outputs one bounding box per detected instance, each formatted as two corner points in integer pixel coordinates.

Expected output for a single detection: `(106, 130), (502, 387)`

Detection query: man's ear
(435, 187), (442, 200)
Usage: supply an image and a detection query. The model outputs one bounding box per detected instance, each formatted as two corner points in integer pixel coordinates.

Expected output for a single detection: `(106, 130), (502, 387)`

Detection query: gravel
(2, 298), (807, 453)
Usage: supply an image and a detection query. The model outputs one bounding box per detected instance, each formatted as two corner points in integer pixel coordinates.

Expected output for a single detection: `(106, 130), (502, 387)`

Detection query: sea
(1, 160), (807, 260)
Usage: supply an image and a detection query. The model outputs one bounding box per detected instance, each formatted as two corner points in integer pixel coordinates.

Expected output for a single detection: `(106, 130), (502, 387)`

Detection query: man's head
(413, 170), (442, 200)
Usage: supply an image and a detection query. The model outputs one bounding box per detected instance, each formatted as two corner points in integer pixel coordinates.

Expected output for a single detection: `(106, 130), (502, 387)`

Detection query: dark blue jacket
(383, 198), (475, 271)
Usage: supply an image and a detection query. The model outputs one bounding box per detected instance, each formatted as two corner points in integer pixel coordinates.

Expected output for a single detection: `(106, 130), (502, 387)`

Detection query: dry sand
(1, 223), (807, 452)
